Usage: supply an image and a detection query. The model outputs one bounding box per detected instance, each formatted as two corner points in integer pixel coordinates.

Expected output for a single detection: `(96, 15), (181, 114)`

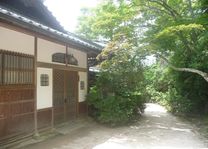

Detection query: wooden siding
(0, 87), (35, 144)
(0, 50), (35, 145)
(37, 108), (52, 130)
(78, 101), (88, 114)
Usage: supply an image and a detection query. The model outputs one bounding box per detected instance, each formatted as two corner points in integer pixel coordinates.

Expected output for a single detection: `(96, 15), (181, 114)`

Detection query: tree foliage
(87, 48), (145, 125)
(77, 0), (208, 116)
(77, 0), (140, 42)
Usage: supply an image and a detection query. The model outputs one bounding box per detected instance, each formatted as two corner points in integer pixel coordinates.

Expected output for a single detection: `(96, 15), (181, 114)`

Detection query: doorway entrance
(53, 69), (78, 125)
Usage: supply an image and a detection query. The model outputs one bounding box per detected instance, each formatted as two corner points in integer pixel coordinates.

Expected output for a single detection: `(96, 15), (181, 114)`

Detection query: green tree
(77, 0), (208, 115)
(87, 47), (145, 125)
(77, 0), (208, 81)
(133, 0), (208, 81)
(77, 1), (147, 125)
(136, 0), (208, 113)
(76, 0), (139, 42)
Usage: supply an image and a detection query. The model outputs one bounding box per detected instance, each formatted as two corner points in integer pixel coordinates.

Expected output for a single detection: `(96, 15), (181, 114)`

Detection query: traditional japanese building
(0, 0), (102, 146)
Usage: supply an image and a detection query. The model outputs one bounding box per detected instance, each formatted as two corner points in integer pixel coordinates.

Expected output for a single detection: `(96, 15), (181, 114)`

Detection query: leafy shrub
(87, 68), (145, 126)
(87, 86), (145, 126)
(87, 46), (146, 126)
(145, 62), (208, 115)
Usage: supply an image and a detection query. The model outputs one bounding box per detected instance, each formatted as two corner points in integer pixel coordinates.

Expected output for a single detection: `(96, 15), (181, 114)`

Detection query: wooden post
(51, 65), (54, 131)
(86, 53), (89, 115)
(66, 45), (68, 67)
(34, 36), (39, 138)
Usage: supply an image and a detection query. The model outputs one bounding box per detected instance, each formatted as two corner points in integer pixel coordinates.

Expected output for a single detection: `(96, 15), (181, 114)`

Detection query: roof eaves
(0, 6), (103, 52)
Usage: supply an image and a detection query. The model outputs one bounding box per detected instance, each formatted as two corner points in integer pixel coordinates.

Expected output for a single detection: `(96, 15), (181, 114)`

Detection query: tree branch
(156, 53), (208, 82)
(148, 0), (180, 18)
(144, 5), (173, 16)
(187, 0), (194, 18)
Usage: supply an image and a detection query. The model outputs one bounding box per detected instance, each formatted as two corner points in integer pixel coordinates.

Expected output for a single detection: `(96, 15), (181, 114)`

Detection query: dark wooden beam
(37, 62), (87, 72)
(34, 36), (39, 137)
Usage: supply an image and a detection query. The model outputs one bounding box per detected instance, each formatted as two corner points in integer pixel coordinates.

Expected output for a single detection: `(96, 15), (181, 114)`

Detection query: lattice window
(0, 50), (34, 85)
(40, 74), (49, 86)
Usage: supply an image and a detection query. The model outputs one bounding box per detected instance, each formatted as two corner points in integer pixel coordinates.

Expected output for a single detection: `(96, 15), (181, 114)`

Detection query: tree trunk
(157, 53), (208, 82)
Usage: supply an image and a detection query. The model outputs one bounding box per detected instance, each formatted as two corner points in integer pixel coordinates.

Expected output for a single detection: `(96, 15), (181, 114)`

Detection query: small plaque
(80, 81), (85, 90)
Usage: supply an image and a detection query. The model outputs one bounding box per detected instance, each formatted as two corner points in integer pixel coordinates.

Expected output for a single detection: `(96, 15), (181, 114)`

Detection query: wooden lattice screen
(0, 50), (35, 145)
(0, 50), (34, 85)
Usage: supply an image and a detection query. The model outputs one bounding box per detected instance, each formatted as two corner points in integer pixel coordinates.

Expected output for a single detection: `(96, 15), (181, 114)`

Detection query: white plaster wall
(0, 26), (34, 55)
(37, 38), (66, 64)
(78, 72), (88, 102)
(68, 47), (87, 68)
(37, 67), (53, 109)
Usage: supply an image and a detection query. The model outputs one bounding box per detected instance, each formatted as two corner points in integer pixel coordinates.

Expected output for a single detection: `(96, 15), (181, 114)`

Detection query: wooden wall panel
(37, 108), (52, 130)
(0, 87), (35, 144)
(79, 101), (88, 114)
(7, 113), (34, 136)
(0, 119), (6, 138)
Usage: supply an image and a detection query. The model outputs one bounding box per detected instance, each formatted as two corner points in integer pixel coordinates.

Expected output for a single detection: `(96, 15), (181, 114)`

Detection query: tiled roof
(0, 6), (103, 52)
(0, 0), (66, 33)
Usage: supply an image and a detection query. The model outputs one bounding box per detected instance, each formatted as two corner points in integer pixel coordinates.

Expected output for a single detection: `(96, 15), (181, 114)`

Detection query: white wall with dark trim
(37, 67), (53, 109)
(68, 47), (87, 68)
(37, 38), (66, 64)
(78, 72), (87, 102)
(0, 26), (34, 55)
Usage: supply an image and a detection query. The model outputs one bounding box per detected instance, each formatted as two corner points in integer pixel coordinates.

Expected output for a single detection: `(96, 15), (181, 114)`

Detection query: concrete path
(20, 103), (208, 149)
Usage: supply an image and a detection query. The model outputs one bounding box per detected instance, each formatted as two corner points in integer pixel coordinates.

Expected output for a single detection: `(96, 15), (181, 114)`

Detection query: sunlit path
(20, 103), (207, 149)
(92, 103), (206, 149)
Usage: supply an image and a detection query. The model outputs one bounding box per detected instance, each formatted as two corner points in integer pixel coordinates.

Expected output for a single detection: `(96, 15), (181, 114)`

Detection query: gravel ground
(19, 103), (208, 149)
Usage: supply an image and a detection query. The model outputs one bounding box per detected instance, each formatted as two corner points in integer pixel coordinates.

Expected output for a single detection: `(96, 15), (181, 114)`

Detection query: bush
(87, 47), (146, 126)
(88, 86), (145, 126)
(87, 71), (145, 126)
(145, 63), (208, 116)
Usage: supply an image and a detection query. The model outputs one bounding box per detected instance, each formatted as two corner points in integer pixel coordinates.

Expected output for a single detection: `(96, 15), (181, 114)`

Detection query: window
(40, 74), (49, 86)
(52, 53), (78, 65)
(0, 50), (34, 85)
(80, 81), (85, 90)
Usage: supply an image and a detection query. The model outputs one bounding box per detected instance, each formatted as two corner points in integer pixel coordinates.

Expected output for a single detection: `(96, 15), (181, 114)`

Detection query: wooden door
(53, 70), (78, 125)
(65, 71), (78, 121)
(53, 70), (65, 125)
